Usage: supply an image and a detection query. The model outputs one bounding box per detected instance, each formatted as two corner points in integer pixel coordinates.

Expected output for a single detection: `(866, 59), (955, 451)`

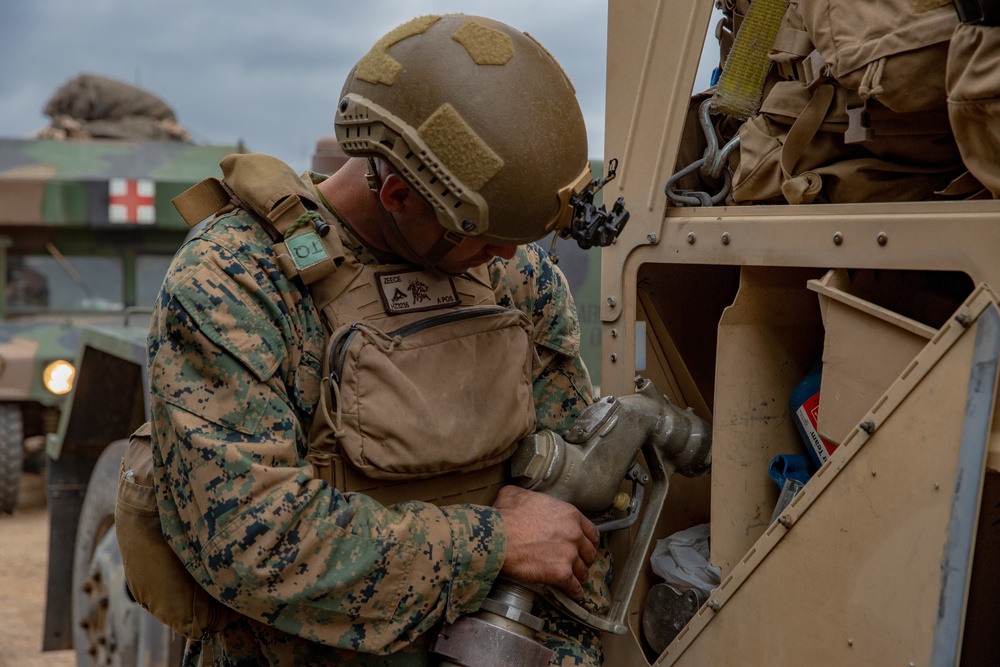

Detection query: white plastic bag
(649, 523), (721, 601)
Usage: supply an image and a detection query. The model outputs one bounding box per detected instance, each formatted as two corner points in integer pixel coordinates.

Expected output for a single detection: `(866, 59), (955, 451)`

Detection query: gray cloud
(1, 0), (613, 172)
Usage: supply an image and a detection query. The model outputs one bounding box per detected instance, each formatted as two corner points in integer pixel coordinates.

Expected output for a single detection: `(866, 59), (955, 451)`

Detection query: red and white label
(796, 392), (838, 464)
(109, 178), (155, 224)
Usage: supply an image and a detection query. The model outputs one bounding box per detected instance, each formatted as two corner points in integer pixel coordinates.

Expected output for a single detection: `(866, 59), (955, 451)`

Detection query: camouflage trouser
(184, 547), (612, 667)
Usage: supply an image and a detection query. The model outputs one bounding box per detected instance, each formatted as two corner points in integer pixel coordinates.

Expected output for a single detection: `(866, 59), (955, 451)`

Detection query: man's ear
(378, 173), (413, 213)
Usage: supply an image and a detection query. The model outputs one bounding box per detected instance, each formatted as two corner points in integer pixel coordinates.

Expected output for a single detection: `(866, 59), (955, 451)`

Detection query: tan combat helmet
(335, 14), (594, 254)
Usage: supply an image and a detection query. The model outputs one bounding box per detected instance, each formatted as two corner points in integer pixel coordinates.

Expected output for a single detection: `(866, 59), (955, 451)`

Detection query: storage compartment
(807, 269), (973, 445)
(711, 266), (827, 573)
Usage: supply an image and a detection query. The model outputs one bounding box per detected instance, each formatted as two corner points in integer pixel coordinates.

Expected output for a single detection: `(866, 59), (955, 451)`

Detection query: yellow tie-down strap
(713, 0), (790, 120)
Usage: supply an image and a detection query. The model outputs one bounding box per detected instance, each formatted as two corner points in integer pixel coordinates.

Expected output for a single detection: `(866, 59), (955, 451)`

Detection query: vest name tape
(375, 269), (460, 314)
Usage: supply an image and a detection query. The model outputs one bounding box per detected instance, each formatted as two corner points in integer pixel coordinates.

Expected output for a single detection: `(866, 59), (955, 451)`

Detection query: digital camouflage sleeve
(148, 206), (599, 665)
(489, 242), (594, 434)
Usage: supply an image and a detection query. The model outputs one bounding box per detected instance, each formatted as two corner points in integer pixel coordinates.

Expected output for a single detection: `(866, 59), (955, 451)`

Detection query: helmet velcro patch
(355, 15), (441, 86)
(451, 21), (513, 66)
(419, 103), (503, 192)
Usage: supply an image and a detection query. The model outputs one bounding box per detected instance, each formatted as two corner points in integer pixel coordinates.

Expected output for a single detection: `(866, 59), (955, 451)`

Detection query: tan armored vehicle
(593, 1), (998, 665)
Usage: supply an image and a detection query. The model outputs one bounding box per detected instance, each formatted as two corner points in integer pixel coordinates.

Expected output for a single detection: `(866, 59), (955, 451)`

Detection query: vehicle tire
(0, 403), (24, 514)
(72, 440), (184, 667)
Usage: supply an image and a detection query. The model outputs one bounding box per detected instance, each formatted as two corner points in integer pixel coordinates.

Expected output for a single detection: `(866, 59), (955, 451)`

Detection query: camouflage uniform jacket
(147, 175), (595, 665)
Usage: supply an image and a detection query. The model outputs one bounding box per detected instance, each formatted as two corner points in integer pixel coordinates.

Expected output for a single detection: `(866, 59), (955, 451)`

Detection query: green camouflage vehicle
(5, 135), (240, 662)
(0, 137), (236, 514)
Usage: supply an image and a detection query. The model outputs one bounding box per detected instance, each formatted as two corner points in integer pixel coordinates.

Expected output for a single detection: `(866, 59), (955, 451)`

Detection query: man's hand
(493, 485), (600, 600)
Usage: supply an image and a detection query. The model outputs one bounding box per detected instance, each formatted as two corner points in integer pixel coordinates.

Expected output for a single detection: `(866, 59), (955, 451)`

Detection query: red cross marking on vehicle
(109, 178), (156, 224)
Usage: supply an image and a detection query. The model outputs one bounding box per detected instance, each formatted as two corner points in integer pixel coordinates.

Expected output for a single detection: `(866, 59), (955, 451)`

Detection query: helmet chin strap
(366, 158), (463, 274)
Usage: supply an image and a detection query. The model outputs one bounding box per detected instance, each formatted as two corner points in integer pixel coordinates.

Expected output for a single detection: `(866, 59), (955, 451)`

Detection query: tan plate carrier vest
(171, 153), (537, 507)
(116, 153), (537, 640)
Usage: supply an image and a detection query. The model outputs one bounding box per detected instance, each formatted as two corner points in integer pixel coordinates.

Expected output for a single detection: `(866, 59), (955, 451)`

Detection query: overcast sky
(0, 0), (718, 383)
(1, 1), (718, 173)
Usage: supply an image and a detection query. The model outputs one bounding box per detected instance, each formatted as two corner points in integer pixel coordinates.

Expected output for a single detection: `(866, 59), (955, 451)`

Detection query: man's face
(435, 235), (517, 274)
(400, 190), (517, 274)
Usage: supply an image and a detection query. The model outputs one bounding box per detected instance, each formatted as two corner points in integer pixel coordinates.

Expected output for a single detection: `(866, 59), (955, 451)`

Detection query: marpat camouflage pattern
(148, 172), (605, 665)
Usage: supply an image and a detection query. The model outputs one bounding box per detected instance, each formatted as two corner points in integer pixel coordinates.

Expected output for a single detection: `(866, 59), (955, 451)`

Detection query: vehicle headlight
(43, 360), (75, 395)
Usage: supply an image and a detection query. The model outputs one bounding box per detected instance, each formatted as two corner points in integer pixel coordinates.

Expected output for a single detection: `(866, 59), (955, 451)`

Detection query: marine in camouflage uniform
(148, 171), (609, 666)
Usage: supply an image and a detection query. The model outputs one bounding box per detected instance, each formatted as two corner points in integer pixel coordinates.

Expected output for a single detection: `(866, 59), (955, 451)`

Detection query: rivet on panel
(610, 353), (618, 363)
(687, 231), (696, 244)
(606, 296), (617, 308)
(877, 232), (888, 246)
(707, 598), (721, 611)
(646, 233), (659, 244)
(833, 232), (843, 245)
(721, 232), (730, 245)
(610, 329), (617, 338)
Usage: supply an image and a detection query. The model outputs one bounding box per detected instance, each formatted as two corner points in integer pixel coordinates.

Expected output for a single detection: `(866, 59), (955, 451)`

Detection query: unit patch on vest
(375, 269), (459, 314)
(285, 229), (331, 272)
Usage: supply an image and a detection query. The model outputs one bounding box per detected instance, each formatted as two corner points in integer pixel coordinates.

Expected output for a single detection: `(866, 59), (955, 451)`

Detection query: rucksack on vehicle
(947, 23), (1000, 197)
(718, 0), (976, 204)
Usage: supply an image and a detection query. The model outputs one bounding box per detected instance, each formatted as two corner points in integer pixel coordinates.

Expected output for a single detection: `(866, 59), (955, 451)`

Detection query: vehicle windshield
(5, 247), (177, 314)
(6, 254), (123, 313)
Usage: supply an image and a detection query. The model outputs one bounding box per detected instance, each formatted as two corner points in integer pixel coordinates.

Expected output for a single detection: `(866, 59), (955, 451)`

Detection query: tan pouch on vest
(115, 422), (235, 639)
(314, 305), (536, 481)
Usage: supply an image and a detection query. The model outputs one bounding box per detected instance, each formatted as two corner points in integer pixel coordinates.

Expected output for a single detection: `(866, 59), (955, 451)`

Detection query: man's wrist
(439, 504), (506, 622)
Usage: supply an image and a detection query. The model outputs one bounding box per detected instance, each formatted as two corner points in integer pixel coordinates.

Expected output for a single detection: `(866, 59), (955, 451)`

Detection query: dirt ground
(0, 472), (76, 667)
